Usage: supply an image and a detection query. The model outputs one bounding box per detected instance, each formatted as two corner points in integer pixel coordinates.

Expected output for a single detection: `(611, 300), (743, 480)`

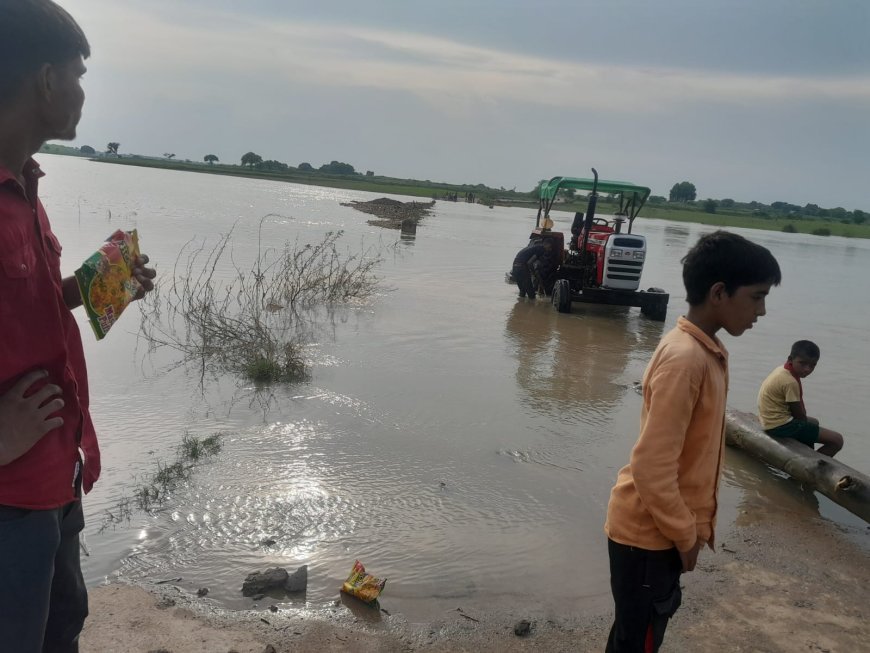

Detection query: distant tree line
(544, 178), (865, 224)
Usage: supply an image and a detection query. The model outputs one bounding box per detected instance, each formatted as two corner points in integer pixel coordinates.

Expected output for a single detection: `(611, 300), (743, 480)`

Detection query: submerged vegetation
(138, 223), (382, 384)
(99, 433), (223, 532)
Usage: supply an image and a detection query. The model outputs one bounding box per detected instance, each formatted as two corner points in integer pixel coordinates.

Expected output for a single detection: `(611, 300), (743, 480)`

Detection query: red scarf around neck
(784, 361), (806, 412)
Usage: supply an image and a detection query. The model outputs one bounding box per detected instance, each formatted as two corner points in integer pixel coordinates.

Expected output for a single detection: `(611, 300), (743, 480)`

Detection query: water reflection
(663, 225), (690, 248)
(400, 220), (417, 238)
(723, 447), (820, 525)
(504, 302), (663, 420)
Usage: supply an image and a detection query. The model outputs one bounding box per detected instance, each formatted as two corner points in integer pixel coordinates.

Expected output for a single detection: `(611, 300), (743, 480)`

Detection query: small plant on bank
(782, 224), (797, 233)
(811, 227), (832, 236)
(138, 220), (383, 384)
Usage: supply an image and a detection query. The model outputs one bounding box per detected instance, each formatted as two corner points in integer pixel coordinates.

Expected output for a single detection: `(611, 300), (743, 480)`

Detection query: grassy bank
(51, 152), (870, 239)
(88, 156), (488, 200)
(638, 204), (870, 238)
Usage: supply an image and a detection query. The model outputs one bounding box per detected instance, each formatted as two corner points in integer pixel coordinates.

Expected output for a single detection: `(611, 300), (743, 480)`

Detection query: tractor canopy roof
(539, 176), (651, 203)
(538, 176), (651, 223)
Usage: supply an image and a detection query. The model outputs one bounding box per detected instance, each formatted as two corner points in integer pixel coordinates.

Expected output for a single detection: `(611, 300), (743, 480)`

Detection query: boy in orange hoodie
(604, 231), (781, 652)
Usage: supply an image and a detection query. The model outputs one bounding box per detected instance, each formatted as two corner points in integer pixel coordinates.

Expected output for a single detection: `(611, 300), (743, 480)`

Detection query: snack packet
(75, 229), (141, 340)
(340, 560), (386, 603)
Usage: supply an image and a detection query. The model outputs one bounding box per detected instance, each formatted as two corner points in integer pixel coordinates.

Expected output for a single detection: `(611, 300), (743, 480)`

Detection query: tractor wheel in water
(553, 279), (572, 313)
(641, 288), (668, 322)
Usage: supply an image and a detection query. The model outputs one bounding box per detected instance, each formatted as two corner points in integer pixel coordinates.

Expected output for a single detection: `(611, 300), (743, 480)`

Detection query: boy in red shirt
(604, 231), (781, 652)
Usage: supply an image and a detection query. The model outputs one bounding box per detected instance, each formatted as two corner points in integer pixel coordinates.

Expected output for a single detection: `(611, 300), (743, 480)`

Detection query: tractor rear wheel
(553, 279), (572, 313)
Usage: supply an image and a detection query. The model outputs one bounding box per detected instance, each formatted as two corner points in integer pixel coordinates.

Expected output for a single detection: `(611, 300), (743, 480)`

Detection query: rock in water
(242, 567), (289, 596)
(514, 619), (532, 637)
(285, 565), (308, 593)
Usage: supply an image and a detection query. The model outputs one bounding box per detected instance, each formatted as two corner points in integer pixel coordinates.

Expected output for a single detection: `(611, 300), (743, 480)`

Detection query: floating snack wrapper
(341, 560), (386, 603)
(75, 229), (141, 340)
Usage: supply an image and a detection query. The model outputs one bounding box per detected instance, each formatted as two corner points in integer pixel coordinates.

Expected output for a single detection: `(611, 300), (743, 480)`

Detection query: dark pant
(513, 264), (535, 297)
(0, 500), (88, 653)
(606, 539), (682, 653)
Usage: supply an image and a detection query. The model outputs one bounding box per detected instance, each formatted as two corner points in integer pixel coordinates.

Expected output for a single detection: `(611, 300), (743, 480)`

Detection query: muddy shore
(81, 500), (868, 653)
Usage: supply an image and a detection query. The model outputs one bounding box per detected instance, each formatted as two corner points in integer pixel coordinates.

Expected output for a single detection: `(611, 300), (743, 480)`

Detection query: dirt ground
(81, 506), (869, 653)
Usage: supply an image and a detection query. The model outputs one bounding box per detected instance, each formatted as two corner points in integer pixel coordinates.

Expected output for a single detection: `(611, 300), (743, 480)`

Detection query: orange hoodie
(605, 317), (728, 552)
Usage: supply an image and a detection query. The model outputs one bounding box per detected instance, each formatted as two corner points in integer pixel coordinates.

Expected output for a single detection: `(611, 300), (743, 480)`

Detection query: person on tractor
(570, 212), (584, 250)
(512, 239), (553, 299)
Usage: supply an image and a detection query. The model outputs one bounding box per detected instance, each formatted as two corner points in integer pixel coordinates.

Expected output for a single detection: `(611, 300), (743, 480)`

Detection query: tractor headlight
(634, 252), (645, 260)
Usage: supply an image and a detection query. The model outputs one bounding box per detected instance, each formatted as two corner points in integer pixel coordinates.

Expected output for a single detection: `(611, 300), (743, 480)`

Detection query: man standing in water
(0, 2), (155, 650)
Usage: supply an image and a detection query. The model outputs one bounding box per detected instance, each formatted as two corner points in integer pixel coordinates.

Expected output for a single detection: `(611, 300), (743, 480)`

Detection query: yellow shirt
(757, 366), (801, 430)
(605, 317), (729, 553)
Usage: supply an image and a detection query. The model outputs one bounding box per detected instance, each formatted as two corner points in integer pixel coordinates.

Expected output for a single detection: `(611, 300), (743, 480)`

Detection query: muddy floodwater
(36, 155), (869, 622)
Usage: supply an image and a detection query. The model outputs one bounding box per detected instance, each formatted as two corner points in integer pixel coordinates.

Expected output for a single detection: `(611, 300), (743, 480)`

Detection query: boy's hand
(0, 370), (65, 466)
(679, 539), (702, 573)
(132, 254), (156, 300)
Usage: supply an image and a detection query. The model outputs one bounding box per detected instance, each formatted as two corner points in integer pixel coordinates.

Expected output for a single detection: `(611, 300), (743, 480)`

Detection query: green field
(43, 147), (870, 240)
(87, 156), (485, 200)
(635, 205), (870, 239)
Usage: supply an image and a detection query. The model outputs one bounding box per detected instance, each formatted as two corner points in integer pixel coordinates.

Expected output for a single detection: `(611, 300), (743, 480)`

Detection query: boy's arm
(783, 377), (804, 420)
(788, 401), (806, 421)
(631, 363), (700, 553)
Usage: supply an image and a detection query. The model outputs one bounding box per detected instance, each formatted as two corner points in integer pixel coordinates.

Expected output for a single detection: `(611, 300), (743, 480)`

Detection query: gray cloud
(67, 0), (870, 208)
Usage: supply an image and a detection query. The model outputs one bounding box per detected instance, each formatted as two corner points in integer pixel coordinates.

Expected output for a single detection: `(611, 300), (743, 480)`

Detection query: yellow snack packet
(75, 229), (141, 340)
(340, 560), (386, 603)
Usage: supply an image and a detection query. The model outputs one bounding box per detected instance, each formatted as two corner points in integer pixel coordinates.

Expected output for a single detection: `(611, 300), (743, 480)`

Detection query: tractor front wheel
(641, 288), (668, 321)
(553, 279), (572, 313)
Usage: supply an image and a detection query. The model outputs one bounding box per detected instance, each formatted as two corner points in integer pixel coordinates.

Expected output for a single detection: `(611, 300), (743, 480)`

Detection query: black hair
(0, 0), (89, 102)
(790, 340), (820, 360)
(681, 230), (781, 305)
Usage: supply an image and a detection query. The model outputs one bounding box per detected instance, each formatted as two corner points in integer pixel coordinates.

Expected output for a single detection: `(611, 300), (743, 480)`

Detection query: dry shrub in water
(139, 222), (382, 383)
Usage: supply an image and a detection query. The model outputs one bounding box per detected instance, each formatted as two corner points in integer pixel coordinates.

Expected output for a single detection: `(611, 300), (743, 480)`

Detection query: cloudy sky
(66, 0), (868, 209)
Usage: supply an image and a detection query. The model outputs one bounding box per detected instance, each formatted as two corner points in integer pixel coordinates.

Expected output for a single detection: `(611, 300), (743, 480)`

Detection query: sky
(64, 0), (869, 209)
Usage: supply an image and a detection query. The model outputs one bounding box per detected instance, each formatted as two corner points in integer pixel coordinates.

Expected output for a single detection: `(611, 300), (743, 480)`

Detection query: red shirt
(0, 159), (100, 508)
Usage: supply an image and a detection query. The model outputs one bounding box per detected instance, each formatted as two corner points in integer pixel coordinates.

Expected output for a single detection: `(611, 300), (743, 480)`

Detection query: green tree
(852, 209), (867, 224)
(319, 160), (356, 175)
(298, 162), (313, 171)
(80, 145), (95, 155)
(241, 152), (262, 168)
(530, 179), (548, 199)
(668, 181), (696, 202)
(648, 195), (667, 204)
(163, 153), (175, 160)
(255, 159), (289, 172)
(703, 198), (718, 214)
(106, 142), (120, 155)
(204, 154), (219, 165)
(720, 198), (735, 208)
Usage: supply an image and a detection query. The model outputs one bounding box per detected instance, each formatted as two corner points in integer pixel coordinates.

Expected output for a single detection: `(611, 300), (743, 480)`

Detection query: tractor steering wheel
(592, 218), (610, 227)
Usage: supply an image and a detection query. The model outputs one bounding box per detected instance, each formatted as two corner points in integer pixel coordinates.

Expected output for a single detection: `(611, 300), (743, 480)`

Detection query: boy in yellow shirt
(757, 340), (843, 457)
(604, 231), (781, 653)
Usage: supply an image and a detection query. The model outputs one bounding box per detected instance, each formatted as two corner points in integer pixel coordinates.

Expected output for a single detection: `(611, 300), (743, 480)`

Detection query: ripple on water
(116, 413), (579, 608)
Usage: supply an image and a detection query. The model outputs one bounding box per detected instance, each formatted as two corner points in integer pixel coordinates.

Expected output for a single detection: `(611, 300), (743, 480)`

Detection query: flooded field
(36, 154), (869, 621)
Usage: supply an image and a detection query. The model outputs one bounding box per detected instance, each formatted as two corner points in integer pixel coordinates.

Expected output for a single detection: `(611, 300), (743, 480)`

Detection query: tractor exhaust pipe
(579, 168), (599, 262)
